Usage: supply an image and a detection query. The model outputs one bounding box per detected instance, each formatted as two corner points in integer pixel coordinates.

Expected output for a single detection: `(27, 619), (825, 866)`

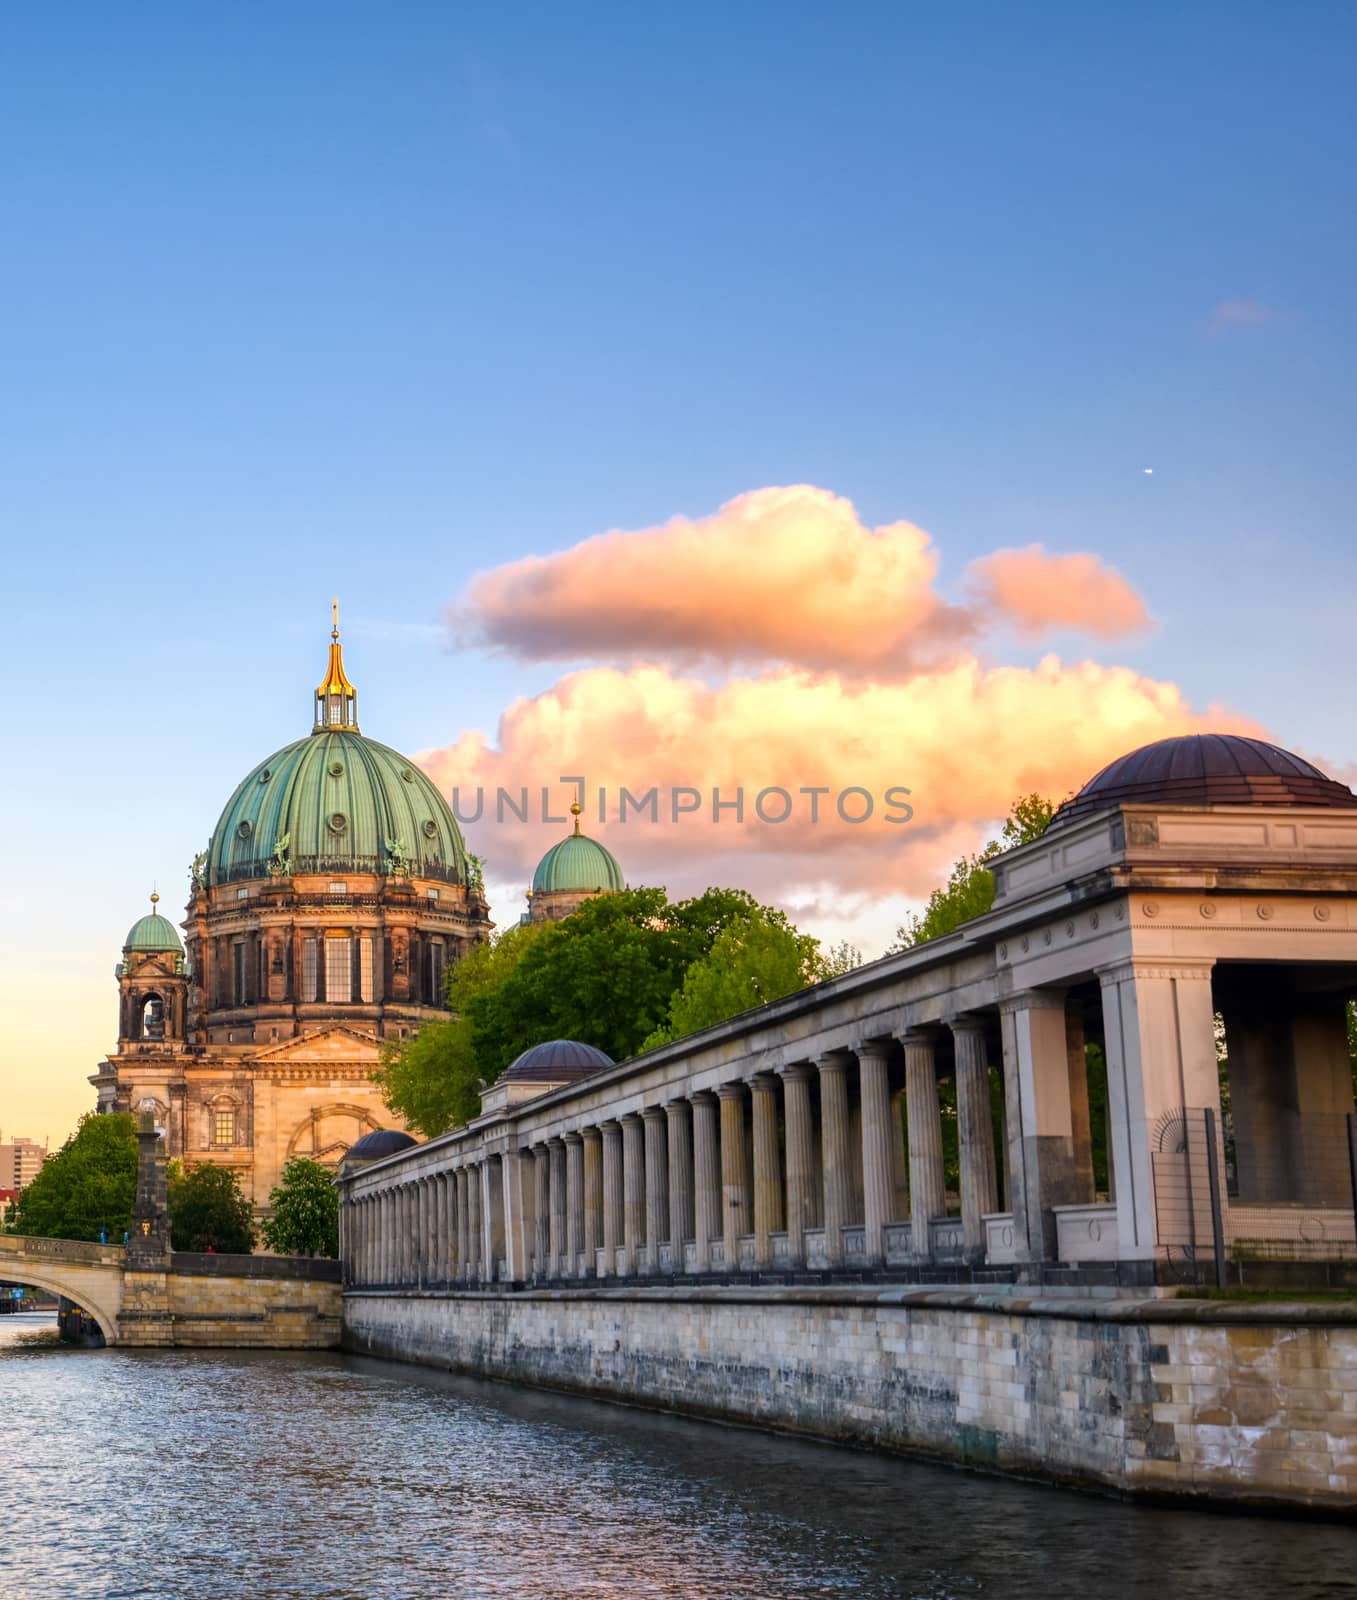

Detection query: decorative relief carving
(1141, 901), (1159, 918)
(1256, 904), (1275, 921)
(1200, 901), (1218, 919)
(1314, 904), (1332, 922)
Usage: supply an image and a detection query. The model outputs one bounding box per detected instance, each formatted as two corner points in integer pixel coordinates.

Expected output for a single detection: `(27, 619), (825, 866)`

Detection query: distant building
(524, 802), (625, 923)
(0, 1135), (48, 1193)
(90, 611), (494, 1209)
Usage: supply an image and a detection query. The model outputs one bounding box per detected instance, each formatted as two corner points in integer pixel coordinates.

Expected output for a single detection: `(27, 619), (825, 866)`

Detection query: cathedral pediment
(249, 1024), (383, 1064)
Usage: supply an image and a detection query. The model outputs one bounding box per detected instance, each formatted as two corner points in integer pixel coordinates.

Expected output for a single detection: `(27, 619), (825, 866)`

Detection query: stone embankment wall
(344, 1287), (1357, 1512)
(126, 1254), (342, 1349)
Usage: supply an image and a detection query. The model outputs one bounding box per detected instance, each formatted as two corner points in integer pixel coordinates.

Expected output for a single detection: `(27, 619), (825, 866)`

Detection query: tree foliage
(374, 921), (550, 1136)
(893, 794), (1058, 948)
(168, 1163), (254, 1254)
(375, 886), (825, 1137)
(644, 909), (825, 1050)
(7, 1114), (138, 1242)
(260, 1158), (339, 1257)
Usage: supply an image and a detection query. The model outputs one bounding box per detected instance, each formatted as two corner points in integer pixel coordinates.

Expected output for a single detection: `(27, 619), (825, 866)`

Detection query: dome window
(422, 819), (438, 838)
(237, 820), (253, 841)
(329, 762), (344, 778)
(258, 768), (271, 784)
(328, 812), (348, 835)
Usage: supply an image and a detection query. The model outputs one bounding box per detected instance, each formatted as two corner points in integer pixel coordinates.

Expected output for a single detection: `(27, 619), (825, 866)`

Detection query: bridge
(0, 1235), (126, 1342)
(0, 1230), (342, 1348)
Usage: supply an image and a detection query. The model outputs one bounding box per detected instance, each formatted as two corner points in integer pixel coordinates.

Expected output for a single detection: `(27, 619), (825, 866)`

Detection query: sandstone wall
(343, 1286), (1357, 1511)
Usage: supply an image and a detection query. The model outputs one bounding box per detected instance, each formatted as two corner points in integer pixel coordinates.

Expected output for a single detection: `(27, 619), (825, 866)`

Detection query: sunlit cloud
(1207, 298), (1273, 335)
(451, 485), (1150, 675)
(421, 656), (1256, 903)
(965, 544), (1150, 640)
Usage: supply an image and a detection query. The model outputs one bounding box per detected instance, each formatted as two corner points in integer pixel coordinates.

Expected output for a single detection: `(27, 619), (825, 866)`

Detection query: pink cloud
(453, 485), (1156, 673)
(453, 485), (975, 675)
(965, 544), (1150, 640)
(419, 655), (1258, 903)
(1207, 299), (1273, 335)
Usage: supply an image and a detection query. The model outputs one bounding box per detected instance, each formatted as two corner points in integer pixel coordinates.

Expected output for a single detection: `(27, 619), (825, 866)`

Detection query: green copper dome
(124, 906), (184, 954)
(207, 730), (469, 887)
(532, 827), (624, 895)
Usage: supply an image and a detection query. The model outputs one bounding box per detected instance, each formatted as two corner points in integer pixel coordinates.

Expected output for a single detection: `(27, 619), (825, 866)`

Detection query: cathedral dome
(205, 611), (470, 888)
(1049, 734), (1356, 829)
(532, 809), (623, 895)
(124, 895), (184, 954)
(207, 730), (469, 887)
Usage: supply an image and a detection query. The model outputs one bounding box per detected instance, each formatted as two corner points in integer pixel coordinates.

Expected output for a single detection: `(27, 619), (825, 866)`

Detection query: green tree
(168, 1163), (254, 1254)
(893, 793), (1058, 948)
(374, 921), (550, 1136)
(260, 1158), (339, 1257)
(643, 909), (825, 1049)
(820, 940), (864, 978)
(8, 1114), (138, 1242)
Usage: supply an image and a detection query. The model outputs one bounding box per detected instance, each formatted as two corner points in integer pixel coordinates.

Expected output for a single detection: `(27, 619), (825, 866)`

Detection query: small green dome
(532, 829), (624, 895)
(207, 730), (469, 887)
(124, 909), (184, 954)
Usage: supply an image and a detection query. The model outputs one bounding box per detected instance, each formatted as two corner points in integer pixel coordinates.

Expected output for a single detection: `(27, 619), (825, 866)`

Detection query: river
(0, 1314), (1352, 1600)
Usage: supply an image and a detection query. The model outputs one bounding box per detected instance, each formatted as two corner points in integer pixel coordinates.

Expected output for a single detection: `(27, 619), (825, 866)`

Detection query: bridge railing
(0, 1234), (126, 1267)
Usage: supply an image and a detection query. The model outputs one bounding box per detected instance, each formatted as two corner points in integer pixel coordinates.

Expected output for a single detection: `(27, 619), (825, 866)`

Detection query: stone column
(903, 1031), (946, 1259)
(484, 1157), (504, 1281)
(601, 1121), (623, 1275)
(718, 1084), (750, 1271)
(665, 1098), (694, 1269)
(416, 1180), (429, 1288)
(621, 1114), (646, 1275)
(446, 1174), (459, 1282)
(504, 1148), (532, 1284)
(1066, 1007), (1096, 1203)
(889, 1088), (910, 1224)
(532, 1145), (550, 1277)
(565, 1132), (585, 1278)
(455, 1169), (470, 1283)
(952, 1017), (999, 1262)
(1097, 959), (1219, 1263)
(1000, 989), (1079, 1262)
(691, 1092), (720, 1272)
(548, 1138), (567, 1278)
(750, 1074), (784, 1269)
(857, 1042), (894, 1268)
(428, 1176), (442, 1285)
(466, 1166), (482, 1283)
(582, 1127), (603, 1270)
(642, 1107), (669, 1273)
(780, 1066), (815, 1269)
(817, 1055), (851, 1267)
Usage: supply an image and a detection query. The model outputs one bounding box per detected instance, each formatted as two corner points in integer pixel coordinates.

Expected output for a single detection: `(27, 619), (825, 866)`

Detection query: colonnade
(346, 1020), (1014, 1287)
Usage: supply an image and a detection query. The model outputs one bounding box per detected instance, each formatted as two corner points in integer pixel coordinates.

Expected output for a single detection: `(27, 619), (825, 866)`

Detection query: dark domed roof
(503, 1039), (614, 1083)
(1050, 734), (1356, 829)
(342, 1129), (418, 1164)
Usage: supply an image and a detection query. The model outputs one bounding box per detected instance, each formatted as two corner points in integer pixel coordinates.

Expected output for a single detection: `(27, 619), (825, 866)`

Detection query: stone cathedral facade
(91, 615), (498, 1209)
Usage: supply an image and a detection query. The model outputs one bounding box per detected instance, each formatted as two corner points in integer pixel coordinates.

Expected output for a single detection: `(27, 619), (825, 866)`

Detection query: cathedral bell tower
(116, 892), (189, 1050)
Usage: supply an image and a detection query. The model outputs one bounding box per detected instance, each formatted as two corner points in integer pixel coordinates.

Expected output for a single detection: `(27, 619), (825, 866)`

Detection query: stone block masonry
(343, 1286), (1357, 1513)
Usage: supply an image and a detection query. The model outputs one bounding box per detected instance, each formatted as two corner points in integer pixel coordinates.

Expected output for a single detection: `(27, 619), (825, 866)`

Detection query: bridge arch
(0, 1242), (124, 1345)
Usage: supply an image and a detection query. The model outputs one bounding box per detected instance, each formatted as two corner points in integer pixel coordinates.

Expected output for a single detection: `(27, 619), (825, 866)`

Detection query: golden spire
(570, 799), (582, 835)
(313, 599), (359, 731)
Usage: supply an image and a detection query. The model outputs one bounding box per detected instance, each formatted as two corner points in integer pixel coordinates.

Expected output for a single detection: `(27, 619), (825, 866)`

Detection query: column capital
(899, 1027), (938, 1050)
(562, 1130), (584, 1146)
(598, 1117), (622, 1134)
(641, 1104), (668, 1124)
(580, 1124), (602, 1143)
(689, 1088), (718, 1108)
(749, 1071), (779, 1095)
(852, 1038), (893, 1064)
(998, 987), (1068, 1016)
(946, 1013), (989, 1039)
(716, 1081), (747, 1100)
(1095, 957), (1216, 986)
(620, 1110), (645, 1127)
(663, 1096), (690, 1118)
(778, 1061), (815, 1083)
(815, 1052), (851, 1075)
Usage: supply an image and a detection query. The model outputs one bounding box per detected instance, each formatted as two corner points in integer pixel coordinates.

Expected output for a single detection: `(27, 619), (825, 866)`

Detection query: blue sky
(2, 3), (1354, 1141)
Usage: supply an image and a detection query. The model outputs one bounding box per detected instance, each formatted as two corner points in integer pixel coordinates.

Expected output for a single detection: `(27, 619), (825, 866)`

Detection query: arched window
(141, 994), (165, 1040)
